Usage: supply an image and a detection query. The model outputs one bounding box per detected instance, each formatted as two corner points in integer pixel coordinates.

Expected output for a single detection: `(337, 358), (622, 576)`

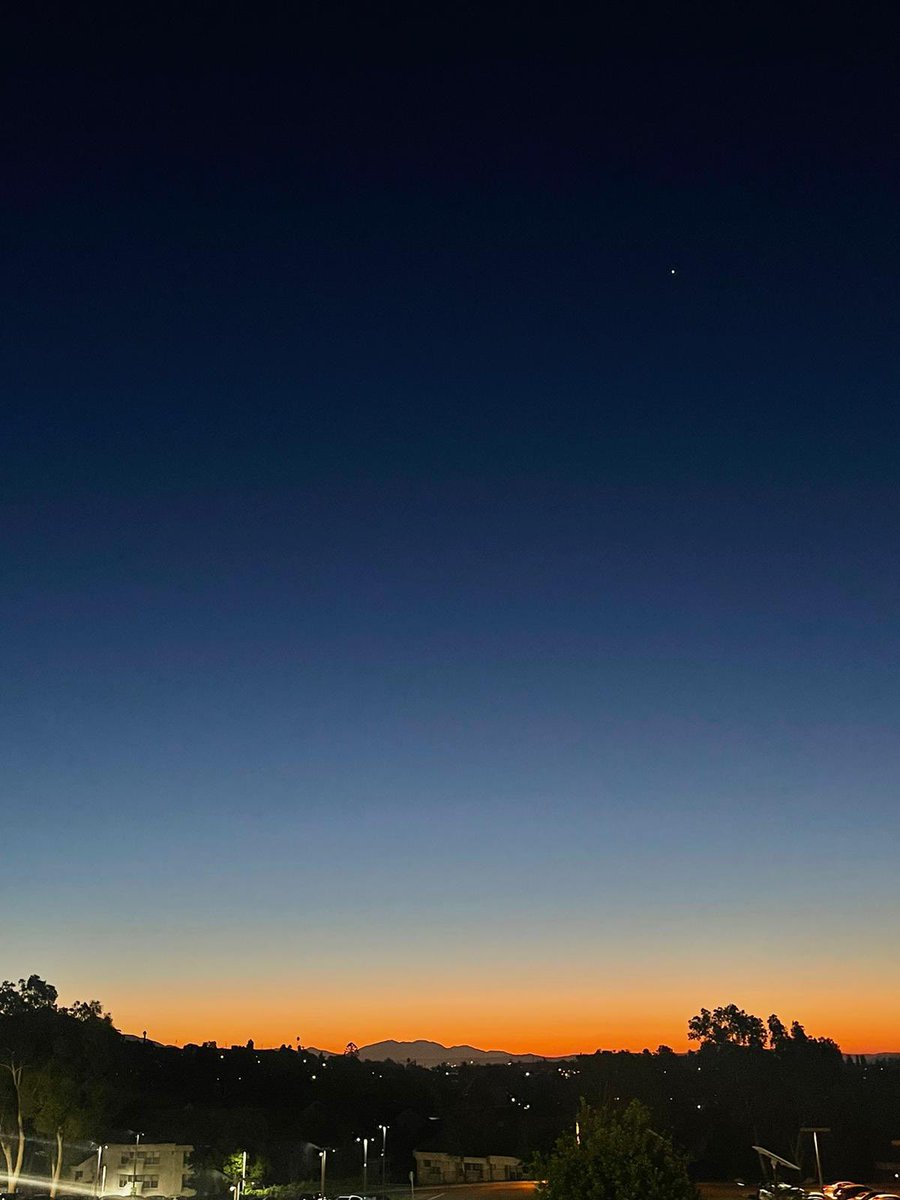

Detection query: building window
(121, 1156), (132, 1166)
(147, 1177), (159, 1189)
(119, 1176), (131, 1188)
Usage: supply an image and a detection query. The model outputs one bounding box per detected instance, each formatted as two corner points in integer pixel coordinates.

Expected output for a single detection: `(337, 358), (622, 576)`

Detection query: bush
(536, 1101), (698, 1200)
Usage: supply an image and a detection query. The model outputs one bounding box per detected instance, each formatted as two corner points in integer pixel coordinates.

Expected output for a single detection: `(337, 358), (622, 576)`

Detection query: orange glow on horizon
(115, 998), (899, 1059)
(129, 1021), (900, 1059)
(58, 964), (899, 1060)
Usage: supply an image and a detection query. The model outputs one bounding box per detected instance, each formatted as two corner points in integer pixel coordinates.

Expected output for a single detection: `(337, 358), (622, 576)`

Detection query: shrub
(536, 1100), (698, 1200)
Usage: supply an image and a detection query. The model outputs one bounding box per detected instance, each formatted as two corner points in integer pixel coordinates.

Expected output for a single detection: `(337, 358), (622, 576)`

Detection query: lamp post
(318, 1149), (328, 1199)
(378, 1126), (389, 1190)
(800, 1128), (830, 1190)
(95, 1145), (105, 1198)
(235, 1151), (248, 1200)
(356, 1138), (369, 1195)
(131, 1132), (142, 1197)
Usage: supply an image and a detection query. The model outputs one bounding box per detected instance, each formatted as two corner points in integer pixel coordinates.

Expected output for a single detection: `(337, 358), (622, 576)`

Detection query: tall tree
(0, 1060), (28, 1193)
(687, 1005), (767, 1048)
(0, 977), (59, 1019)
(0, 977), (117, 1194)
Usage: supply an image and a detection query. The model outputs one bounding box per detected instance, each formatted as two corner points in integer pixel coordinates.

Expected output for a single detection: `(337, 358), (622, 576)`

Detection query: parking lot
(413, 1182), (538, 1200)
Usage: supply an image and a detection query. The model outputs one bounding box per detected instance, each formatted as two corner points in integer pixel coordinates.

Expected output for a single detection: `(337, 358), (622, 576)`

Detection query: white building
(413, 1151), (523, 1183)
(69, 1144), (196, 1199)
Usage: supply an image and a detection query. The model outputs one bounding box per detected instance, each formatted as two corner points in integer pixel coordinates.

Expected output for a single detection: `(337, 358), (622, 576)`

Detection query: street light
(378, 1126), (389, 1190)
(356, 1138), (369, 1195)
(234, 1151), (248, 1200)
(800, 1128), (830, 1190)
(131, 1133), (143, 1197)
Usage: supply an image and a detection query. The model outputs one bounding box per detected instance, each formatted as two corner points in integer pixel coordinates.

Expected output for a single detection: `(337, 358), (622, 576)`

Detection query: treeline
(1, 981), (898, 1192)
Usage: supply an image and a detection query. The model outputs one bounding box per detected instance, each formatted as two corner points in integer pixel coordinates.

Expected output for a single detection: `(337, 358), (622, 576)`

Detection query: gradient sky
(3, 5), (899, 1055)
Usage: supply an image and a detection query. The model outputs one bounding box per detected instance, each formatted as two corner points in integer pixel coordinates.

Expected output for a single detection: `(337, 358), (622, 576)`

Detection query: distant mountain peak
(305, 1038), (567, 1066)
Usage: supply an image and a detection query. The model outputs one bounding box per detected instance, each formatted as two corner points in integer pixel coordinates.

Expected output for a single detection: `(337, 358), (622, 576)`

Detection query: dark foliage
(536, 1100), (697, 1200)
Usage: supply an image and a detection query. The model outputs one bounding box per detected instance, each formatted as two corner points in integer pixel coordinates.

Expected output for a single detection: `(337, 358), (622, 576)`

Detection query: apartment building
(69, 1143), (196, 1198)
(413, 1150), (523, 1183)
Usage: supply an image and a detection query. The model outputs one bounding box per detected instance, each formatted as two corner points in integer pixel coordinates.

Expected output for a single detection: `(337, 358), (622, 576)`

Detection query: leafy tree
(0, 977), (59, 1019)
(0, 1060), (28, 1192)
(30, 1060), (82, 1198)
(0, 977), (117, 1194)
(67, 998), (112, 1023)
(223, 1152), (268, 1189)
(687, 1005), (767, 1048)
(18, 977), (58, 1011)
(536, 1101), (697, 1200)
(767, 1014), (789, 1050)
(0, 976), (60, 1190)
(30, 1025), (117, 1198)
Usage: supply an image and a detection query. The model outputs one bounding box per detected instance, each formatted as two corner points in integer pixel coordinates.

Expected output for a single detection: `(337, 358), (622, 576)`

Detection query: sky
(3, 3), (900, 1055)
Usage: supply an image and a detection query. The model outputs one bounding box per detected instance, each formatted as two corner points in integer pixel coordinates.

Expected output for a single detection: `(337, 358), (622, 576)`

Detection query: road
(415, 1182), (537, 1200)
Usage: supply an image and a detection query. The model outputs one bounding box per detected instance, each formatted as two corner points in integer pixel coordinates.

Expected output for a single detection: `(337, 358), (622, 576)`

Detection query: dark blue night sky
(3, 5), (899, 1049)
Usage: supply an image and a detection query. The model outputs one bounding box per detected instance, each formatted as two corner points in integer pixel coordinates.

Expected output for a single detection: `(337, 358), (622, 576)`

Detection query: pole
(319, 1150), (327, 1199)
(380, 1127), (388, 1191)
(132, 1133), (141, 1196)
(813, 1132), (823, 1190)
(95, 1147), (103, 1197)
(409, 1170), (415, 1200)
(801, 1127), (829, 1190)
(101, 1166), (107, 1197)
(362, 1139), (368, 1196)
